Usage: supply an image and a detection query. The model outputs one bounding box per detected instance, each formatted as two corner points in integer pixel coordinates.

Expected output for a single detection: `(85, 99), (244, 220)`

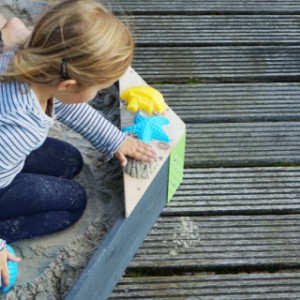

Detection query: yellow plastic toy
(121, 85), (166, 115)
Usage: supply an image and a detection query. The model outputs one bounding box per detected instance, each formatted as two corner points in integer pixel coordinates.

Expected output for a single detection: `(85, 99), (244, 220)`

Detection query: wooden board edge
(119, 67), (186, 217)
(65, 158), (169, 300)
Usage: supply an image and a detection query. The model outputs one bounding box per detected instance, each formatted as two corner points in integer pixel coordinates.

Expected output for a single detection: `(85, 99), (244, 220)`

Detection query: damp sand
(0, 86), (124, 300)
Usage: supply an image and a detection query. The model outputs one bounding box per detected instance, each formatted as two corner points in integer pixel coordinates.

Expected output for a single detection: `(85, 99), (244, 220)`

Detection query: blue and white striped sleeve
(0, 109), (48, 188)
(0, 239), (6, 253)
(54, 100), (127, 160)
(0, 49), (16, 72)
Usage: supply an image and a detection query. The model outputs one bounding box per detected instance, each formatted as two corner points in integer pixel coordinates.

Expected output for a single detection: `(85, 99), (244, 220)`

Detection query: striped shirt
(0, 50), (127, 190)
(0, 239), (5, 252)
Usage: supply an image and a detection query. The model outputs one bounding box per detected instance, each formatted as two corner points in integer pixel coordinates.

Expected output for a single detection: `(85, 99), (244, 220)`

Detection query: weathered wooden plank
(155, 83), (300, 123)
(133, 46), (300, 83)
(185, 122), (300, 167)
(126, 15), (300, 46)
(128, 215), (300, 269)
(110, 273), (300, 299)
(164, 167), (300, 215)
(104, 0), (300, 14)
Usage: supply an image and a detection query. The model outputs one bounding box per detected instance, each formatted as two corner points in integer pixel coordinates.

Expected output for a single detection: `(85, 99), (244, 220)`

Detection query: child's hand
(0, 248), (21, 287)
(115, 136), (156, 167)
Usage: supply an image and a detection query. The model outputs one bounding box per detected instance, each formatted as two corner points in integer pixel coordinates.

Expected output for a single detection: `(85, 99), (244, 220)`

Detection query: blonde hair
(1, 0), (134, 87)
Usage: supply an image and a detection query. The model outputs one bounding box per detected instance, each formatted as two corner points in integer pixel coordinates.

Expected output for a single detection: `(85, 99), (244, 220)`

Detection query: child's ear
(57, 79), (77, 91)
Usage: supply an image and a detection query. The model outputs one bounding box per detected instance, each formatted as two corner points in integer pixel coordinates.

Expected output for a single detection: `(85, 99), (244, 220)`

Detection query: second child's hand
(0, 248), (21, 288)
(115, 136), (156, 167)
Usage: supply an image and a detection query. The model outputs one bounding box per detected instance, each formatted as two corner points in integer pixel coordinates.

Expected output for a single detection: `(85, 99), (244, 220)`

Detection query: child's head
(2, 0), (134, 88)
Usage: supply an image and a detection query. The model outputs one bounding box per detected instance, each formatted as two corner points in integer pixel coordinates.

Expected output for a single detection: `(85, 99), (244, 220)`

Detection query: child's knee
(1, 16), (31, 50)
(6, 17), (30, 35)
(0, 15), (7, 30)
(68, 146), (84, 178)
(70, 181), (87, 214)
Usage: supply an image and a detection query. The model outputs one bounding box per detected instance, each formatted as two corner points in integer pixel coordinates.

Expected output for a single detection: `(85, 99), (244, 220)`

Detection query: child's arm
(54, 100), (155, 164)
(55, 100), (126, 160)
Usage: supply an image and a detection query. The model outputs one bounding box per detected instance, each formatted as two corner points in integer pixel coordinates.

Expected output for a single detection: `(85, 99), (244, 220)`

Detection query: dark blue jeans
(0, 138), (87, 243)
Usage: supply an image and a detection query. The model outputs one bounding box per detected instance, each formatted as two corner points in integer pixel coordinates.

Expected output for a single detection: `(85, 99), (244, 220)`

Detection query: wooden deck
(109, 0), (300, 299)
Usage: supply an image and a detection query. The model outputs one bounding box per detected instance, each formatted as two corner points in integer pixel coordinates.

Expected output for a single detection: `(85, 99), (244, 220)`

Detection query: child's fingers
(116, 136), (157, 163)
(7, 252), (21, 262)
(131, 146), (156, 162)
(136, 142), (156, 160)
(137, 149), (156, 161)
(1, 266), (9, 287)
(133, 141), (156, 161)
(0, 253), (9, 287)
(115, 151), (128, 167)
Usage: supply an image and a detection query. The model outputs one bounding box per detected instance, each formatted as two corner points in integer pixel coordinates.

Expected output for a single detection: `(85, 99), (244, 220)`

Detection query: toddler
(0, 0), (155, 288)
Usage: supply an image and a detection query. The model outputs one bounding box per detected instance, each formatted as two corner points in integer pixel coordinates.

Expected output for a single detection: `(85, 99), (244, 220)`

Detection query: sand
(0, 86), (125, 300)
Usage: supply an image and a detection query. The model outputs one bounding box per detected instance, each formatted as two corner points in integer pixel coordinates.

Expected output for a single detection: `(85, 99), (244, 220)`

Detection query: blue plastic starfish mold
(122, 113), (170, 143)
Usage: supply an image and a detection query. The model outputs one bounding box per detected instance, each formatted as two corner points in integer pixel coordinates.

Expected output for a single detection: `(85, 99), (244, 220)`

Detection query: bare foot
(2, 17), (31, 50)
